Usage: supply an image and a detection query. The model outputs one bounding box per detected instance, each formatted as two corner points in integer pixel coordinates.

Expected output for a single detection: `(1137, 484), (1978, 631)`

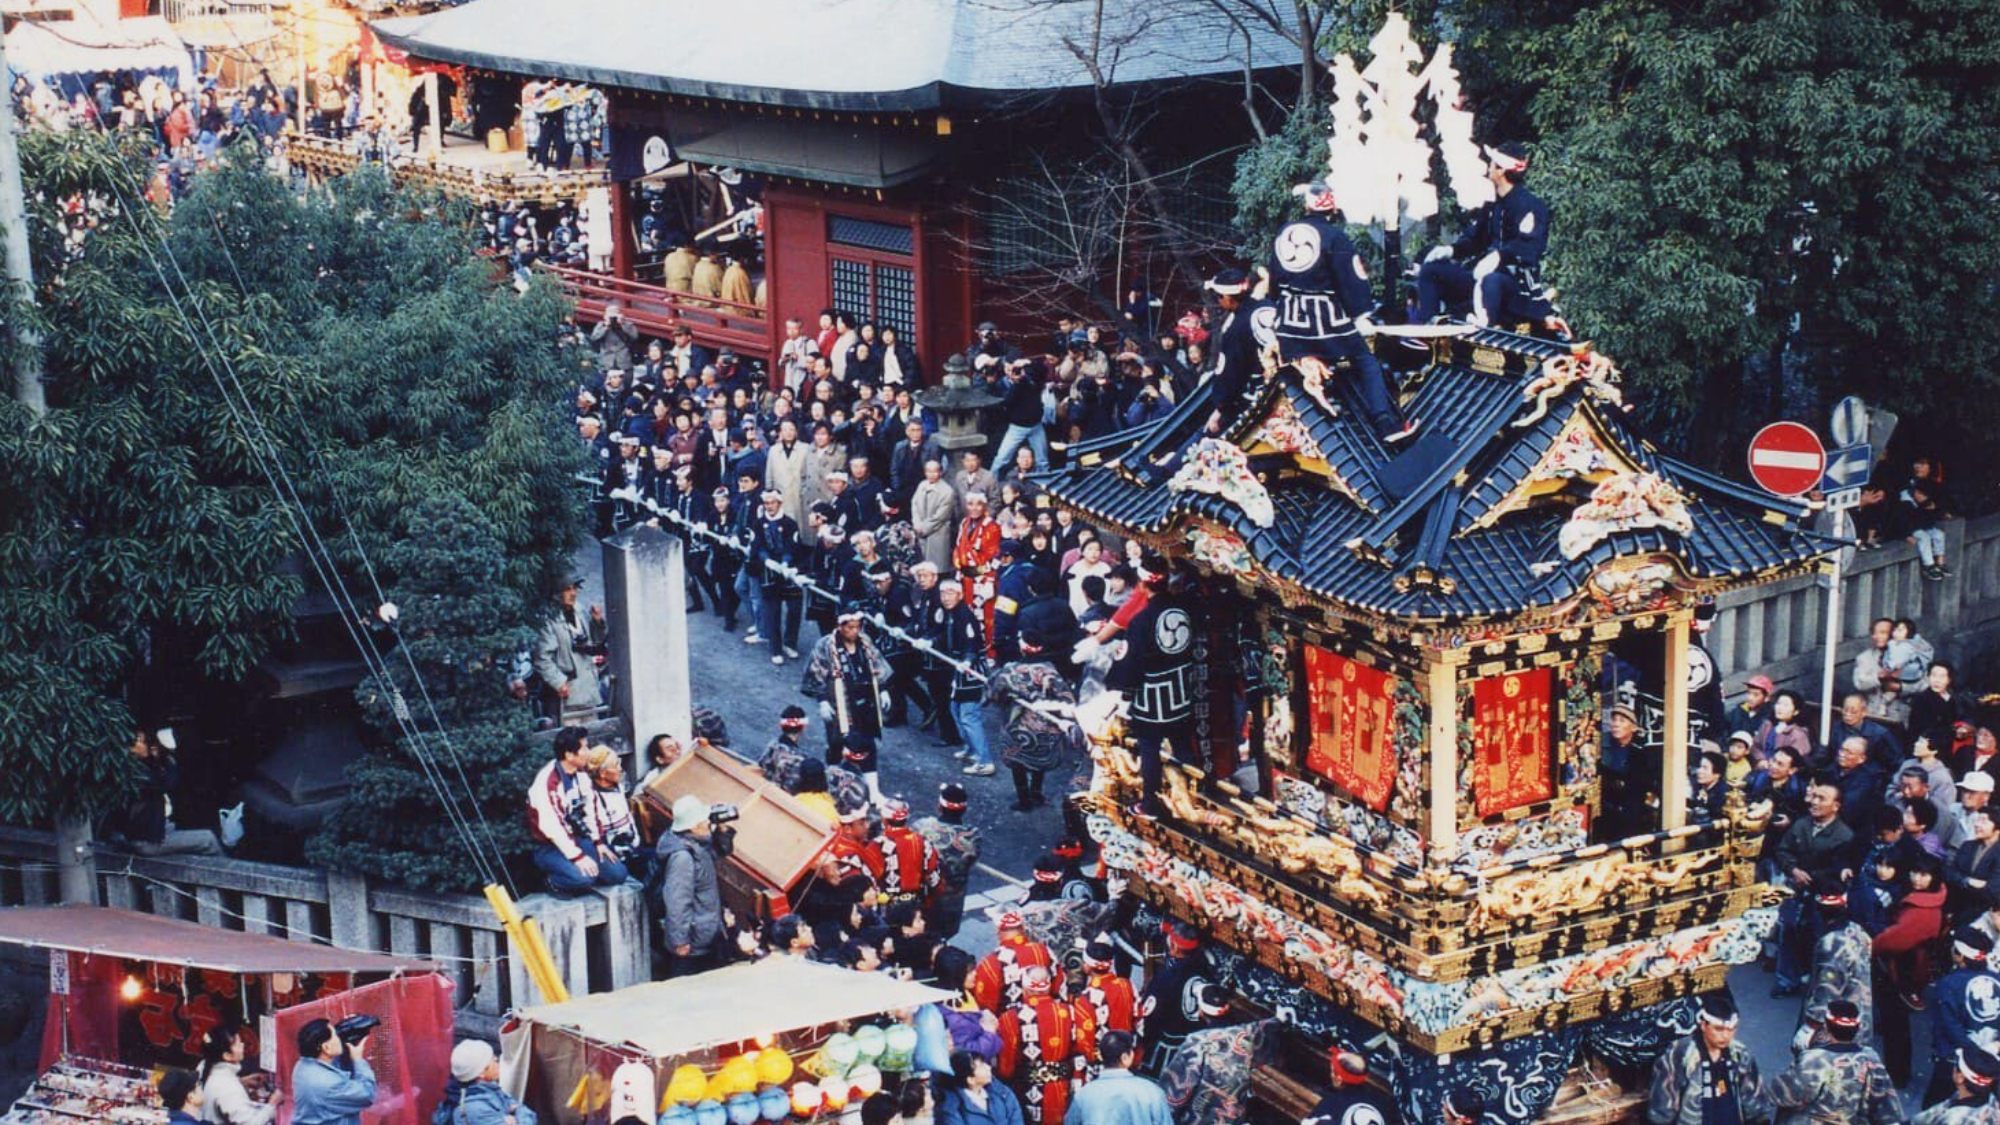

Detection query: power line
(94, 157), (513, 894)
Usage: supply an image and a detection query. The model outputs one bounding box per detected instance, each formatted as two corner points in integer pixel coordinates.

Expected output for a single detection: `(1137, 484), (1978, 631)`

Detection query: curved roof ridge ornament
(1515, 343), (1627, 429)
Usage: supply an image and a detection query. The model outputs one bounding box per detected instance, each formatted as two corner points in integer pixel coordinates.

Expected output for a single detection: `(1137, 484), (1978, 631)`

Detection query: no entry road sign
(1747, 422), (1826, 497)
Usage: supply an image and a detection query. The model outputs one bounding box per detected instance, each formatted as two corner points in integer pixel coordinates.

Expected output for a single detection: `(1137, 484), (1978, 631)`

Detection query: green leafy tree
(0, 133), (586, 890)
(1231, 0), (2000, 476)
(0, 132), (305, 826)
(161, 158), (588, 892)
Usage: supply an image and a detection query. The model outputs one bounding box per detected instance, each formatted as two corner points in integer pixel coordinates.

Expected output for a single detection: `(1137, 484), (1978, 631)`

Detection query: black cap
(1811, 872), (1849, 904)
(999, 538), (1023, 558)
(1956, 926), (1994, 958)
(939, 782), (968, 810)
(781, 704), (807, 721)
(1826, 998), (1862, 1030)
(1033, 852), (1064, 880)
(1084, 938), (1116, 967)
(158, 1069), (198, 1112)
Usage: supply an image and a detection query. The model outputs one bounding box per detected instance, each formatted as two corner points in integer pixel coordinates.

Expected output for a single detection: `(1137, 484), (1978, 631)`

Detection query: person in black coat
(752, 490), (803, 664)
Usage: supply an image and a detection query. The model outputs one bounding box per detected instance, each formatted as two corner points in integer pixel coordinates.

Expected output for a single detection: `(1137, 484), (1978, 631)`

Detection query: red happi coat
(879, 824), (942, 903)
(971, 934), (1064, 1013)
(1071, 970), (1139, 1076)
(997, 994), (1080, 1125)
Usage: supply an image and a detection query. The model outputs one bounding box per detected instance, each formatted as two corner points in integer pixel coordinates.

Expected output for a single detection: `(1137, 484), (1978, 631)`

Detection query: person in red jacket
(972, 911), (1063, 1013)
(1071, 939), (1138, 1080)
(1874, 851), (1947, 1086)
(996, 965), (1080, 1125)
(876, 798), (941, 910)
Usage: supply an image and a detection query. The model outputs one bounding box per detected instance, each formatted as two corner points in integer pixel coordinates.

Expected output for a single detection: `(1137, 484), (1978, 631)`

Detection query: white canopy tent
(6, 13), (194, 93)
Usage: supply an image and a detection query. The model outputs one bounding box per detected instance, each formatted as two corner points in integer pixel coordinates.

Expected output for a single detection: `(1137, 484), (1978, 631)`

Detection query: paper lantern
(666, 1064), (709, 1107)
(880, 1025), (917, 1072)
(757, 1085), (790, 1122)
(725, 1092), (761, 1125)
(819, 1033), (858, 1079)
(754, 1047), (794, 1087)
(693, 1099), (727, 1125)
(822, 1081), (850, 1111)
(852, 1026), (885, 1065)
(789, 1082), (820, 1117)
(658, 1106), (696, 1125)
(847, 1065), (882, 1100)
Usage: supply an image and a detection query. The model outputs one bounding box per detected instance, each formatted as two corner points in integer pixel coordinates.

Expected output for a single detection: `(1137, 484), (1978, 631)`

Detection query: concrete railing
(0, 828), (648, 1029)
(1710, 512), (2000, 694)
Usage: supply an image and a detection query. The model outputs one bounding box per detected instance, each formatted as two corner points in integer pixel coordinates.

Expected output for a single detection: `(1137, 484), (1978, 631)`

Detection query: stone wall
(1710, 512), (2000, 695)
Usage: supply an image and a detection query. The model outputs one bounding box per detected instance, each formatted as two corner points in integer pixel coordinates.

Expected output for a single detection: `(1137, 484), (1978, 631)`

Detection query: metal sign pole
(1817, 510), (1853, 746)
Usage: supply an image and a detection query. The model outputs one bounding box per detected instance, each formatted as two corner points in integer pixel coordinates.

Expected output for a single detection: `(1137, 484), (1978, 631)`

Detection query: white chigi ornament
(1323, 13), (1494, 231)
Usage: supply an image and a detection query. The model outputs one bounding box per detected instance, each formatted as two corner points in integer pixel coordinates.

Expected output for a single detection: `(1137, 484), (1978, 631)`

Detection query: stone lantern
(913, 353), (1002, 453)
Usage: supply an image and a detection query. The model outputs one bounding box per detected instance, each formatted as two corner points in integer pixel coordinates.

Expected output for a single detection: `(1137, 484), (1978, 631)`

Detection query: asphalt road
(578, 538), (1054, 948)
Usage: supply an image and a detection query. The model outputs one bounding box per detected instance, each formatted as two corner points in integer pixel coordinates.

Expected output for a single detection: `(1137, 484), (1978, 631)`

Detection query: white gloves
(1424, 244), (1454, 263)
(819, 701), (836, 723)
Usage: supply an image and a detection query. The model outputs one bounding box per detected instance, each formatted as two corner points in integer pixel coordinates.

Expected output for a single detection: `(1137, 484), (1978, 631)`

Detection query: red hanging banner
(1302, 646), (1396, 810)
(1472, 668), (1555, 816)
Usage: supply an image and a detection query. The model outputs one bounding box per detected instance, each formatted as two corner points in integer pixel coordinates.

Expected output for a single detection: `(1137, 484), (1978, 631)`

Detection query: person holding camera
(657, 795), (726, 977)
(289, 1019), (378, 1125)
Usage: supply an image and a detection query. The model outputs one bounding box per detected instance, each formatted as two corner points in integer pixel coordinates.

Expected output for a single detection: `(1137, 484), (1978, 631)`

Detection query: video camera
(331, 1015), (380, 1073)
(708, 803), (740, 858)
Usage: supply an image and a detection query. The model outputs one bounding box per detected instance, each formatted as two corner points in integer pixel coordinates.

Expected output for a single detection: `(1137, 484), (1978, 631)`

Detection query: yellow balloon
(754, 1047), (794, 1086)
(718, 1055), (758, 1097)
(665, 1064), (709, 1108)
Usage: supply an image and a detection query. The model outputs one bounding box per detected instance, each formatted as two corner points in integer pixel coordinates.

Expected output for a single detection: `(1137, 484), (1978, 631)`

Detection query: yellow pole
(483, 884), (569, 1004)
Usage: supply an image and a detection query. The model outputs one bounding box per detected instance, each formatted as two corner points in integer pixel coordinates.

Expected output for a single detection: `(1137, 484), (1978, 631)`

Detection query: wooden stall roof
(0, 905), (433, 974)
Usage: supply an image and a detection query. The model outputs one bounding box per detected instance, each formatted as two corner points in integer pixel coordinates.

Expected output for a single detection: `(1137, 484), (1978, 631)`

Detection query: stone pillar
(327, 870), (374, 951)
(602, 524), (693, 756)
(1424, 658), (1460, 861)
(596, 882), (650, 990)
(1659, 612), (1693, 832)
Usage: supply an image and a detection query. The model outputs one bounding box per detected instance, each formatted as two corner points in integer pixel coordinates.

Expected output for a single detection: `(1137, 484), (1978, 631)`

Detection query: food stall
(0, 905), (446, 1125)
(502, 958), (950, 1125)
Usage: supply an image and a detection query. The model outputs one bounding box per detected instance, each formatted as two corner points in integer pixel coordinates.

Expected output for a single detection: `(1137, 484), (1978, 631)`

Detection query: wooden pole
(424, 72), (441, 158)
(1659, 611), (1693, 832)
(1425, 657), (1459, 860)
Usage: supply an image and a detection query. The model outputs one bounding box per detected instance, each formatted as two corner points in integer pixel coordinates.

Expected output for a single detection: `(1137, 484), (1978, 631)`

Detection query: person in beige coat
(720, 256), (755, 307)
(910, 458), (959, 573)
(800, 427), (848, 538)
(663, 244), (697, 295)
(950, 450), (1000, 520)
(764, 420), (810, 530)
(690, 254), (724, 309)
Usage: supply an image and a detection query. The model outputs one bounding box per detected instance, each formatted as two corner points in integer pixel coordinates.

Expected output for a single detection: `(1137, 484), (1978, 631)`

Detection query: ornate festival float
(1035, 19), (1839, 1124)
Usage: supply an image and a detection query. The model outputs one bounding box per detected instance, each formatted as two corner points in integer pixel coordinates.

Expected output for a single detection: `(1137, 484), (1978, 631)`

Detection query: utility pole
(0, 34), (45, 415)
(0, 38), (94, 905)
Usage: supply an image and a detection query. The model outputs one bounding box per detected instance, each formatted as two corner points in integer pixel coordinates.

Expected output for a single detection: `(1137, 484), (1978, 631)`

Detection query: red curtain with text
(1472, 669), (1555, 816)
(1302, 646), (1396, 810)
